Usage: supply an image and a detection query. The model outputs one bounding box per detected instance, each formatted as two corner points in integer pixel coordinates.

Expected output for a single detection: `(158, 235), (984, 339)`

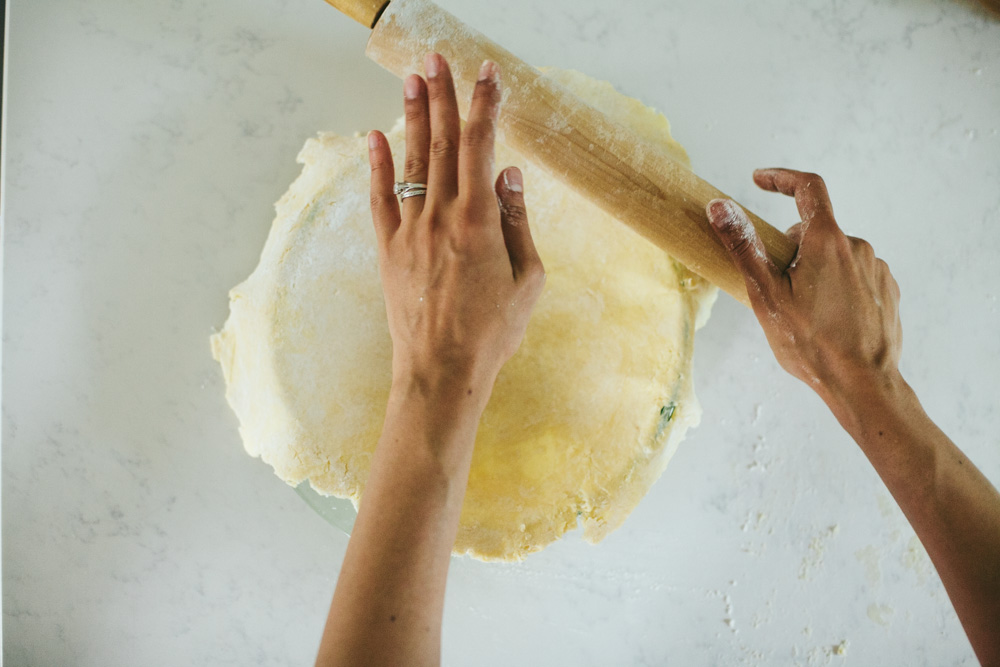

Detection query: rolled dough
(211, 69), (717, 561)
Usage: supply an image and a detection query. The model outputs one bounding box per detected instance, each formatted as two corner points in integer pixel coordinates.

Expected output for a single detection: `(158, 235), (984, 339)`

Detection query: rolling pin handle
(323, 0), (391, 29)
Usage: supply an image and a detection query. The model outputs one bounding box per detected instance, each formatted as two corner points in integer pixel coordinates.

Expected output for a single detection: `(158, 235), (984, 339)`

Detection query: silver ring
(394, 181), (428, 199)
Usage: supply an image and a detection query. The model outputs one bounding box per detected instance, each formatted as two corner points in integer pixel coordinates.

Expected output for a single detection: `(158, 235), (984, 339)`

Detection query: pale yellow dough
(211, 69), (717, 561)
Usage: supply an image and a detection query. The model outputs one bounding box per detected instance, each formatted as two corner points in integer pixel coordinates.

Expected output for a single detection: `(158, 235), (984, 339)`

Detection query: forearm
(825, 372), (1000, 665)
(707, 170), (999, 661)
(316, 371), (491, 667)
(319, 51), (538, 666)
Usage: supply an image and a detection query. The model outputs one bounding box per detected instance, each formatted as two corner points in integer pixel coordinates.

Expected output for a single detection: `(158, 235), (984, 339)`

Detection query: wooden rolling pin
(324, 0), (797, 306)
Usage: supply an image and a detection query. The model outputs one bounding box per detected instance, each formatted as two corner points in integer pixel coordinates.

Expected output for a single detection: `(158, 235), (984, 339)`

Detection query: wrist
(391, 356), (497, 405)
(381, 365), (492, 476)
(820, 368), (919, 440)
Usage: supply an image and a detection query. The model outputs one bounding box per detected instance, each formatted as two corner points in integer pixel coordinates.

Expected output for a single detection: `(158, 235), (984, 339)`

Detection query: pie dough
(211, 69), (717, 561)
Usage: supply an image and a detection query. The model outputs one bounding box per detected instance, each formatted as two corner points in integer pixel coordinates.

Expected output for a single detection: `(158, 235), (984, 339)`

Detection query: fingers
(496, 167), (544, 282)
(424, 52), (461, 202)
(368, 131), (400, 247)
(753, 168), (839, 234)
(459, 60), (501, 202)
(402, 74), (430, 218)
(706, 199), (780, 298)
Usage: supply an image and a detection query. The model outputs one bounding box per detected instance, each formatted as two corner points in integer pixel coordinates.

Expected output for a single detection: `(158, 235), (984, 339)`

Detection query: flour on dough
(211, 68), (717, 562)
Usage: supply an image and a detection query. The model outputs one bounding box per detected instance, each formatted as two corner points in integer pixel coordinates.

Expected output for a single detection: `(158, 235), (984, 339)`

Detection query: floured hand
(705, 168), (903, 402)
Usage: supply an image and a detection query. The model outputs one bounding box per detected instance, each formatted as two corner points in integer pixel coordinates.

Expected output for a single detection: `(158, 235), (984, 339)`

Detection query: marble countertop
(4, 0), (999, 664)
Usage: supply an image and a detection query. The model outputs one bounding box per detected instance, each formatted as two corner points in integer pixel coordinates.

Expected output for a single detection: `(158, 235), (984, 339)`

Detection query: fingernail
(707, 198), (738, 228)
(368, 131), (379, 151)
(478, 60), (498, 83)
(424, 52), (441, 78)
(404, 74), (420, 99)
(504, 167), (523, 193)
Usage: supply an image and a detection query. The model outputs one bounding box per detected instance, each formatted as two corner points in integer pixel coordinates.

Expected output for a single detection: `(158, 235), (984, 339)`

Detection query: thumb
(706, 198), (779, 296)
(496, 167), (542, 279)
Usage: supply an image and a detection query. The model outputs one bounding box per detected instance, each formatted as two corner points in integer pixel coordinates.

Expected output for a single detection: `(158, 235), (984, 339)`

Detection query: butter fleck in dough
(211, 69), (717, 562)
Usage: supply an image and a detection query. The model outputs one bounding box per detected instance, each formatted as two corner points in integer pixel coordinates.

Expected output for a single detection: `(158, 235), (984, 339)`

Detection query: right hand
(705, 168), (903, 400)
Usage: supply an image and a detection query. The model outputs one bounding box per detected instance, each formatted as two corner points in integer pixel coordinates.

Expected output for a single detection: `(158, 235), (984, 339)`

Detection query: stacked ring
(394, 182), (428, 200)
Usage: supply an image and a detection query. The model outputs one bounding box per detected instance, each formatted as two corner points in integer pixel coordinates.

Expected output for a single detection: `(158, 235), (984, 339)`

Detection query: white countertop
(3, 0), (999, 664)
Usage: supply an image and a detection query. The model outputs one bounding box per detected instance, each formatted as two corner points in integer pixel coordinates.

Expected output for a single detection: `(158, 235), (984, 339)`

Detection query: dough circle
(212, 69), (716, 562)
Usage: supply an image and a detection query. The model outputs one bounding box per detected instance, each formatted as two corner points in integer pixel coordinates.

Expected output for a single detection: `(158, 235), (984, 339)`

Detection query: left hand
(367, 53), (546, 392)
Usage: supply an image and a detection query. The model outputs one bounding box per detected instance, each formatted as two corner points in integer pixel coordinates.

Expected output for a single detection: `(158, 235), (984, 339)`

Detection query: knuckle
(429, 135), (459, 158)
(369, 191), (391, 210)
(472, 76), (496, 97)
(427, 80), (453, 102)
(404, 103), (426, 123)
(461, 121), (494, 149)
(802, 172), (825, 187)
(850, 237), (875, 257)
(403, 154), (428, 178)
(727, 235), (756, 260)
(472, 78), (501, 106)
(501, 201), (527, 222)
(447, 228), (476, 254)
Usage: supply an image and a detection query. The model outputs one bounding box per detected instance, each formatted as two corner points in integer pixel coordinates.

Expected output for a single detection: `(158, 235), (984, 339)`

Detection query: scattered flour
(799, 525), (840, 581)
(854, 545), (882, 587)
(867, 603), (895, 627)
(902, 535), (933, 585)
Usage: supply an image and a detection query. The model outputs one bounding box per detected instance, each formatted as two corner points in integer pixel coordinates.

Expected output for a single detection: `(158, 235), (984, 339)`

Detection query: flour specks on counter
(4, 0), (998, 665)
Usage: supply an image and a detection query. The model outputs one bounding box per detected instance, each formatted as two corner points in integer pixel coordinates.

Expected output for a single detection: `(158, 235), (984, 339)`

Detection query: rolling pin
(324, 0), (797, 306)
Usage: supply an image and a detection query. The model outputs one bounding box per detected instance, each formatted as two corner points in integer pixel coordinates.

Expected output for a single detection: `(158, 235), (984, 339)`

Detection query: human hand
(367, 53), (546, 394)
(705, 169), (902, 401)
